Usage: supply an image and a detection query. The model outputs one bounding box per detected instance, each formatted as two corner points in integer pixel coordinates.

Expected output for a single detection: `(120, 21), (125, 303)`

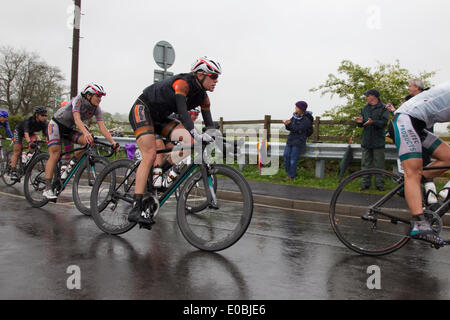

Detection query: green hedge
(0, 114), (26, 137)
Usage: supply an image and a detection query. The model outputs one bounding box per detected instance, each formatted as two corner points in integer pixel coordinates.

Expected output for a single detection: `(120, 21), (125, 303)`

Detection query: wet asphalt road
(1, 182), (450, 300)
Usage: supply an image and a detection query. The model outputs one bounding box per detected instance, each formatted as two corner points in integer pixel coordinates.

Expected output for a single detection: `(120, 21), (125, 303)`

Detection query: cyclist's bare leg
(135, 134), (157, 194)
(402, 158), (424, 217)
(45, 145), (61, 180)
(167, 124), (194, 165)
(71, 134), (89, 160)
(422, 142), (450, 179)
(154, 138), (166, 166)
(10, 143), (22, 169)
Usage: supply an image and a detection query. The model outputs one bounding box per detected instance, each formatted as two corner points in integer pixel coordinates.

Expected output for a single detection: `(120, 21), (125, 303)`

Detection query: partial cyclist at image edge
(128, 56), (221, 228)
(44, 83), (119, 200)
(10, 106), (48, 181)
(390, 81), (450, 246)
(0, 110), (14, 139)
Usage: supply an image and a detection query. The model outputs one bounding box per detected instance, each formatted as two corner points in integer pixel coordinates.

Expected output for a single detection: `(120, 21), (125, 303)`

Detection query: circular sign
(153, 40), (175, 69)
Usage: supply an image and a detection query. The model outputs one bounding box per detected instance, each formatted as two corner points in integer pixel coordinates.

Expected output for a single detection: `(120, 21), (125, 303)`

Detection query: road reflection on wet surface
(1, 183), (450, 300)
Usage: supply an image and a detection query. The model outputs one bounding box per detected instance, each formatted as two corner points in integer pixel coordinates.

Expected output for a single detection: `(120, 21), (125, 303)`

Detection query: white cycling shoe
(42, 189), (58, 200)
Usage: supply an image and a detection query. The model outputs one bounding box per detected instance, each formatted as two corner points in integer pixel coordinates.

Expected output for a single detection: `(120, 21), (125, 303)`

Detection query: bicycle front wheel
(1, 151), (18, 186)
(24, 152), (49, 208)
(90, 158), (137, 235)
(330, 169), (410, 256)
(72, 156), (109, 216)
(177, 164), (253, 252)
(175, 169), (218, 213)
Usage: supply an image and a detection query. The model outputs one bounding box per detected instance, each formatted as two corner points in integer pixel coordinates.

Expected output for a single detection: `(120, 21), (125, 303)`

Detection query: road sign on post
(153, 40), (175, 83)
(154, 70), (174, 83)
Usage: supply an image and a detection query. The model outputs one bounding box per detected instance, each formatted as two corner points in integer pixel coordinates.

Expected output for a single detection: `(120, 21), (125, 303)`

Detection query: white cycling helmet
(82, 83), (106, 97)
(191, 57), (222, 75)
(189, 107), (201, 114)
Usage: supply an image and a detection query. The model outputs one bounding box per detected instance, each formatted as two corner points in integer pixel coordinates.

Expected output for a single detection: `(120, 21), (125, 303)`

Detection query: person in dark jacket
(283, 101), (313, 180)
(355, 89), (389, 191)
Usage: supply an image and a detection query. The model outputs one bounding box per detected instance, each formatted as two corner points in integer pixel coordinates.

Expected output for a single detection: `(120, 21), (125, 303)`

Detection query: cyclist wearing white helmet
(128, 56), (221, 227)
(9, 106), (49, 181)
(0, 110), (13, 139)
(43, 83), (119, 200)
(189, 107), (201, 122)
(388, 81), (450, 246)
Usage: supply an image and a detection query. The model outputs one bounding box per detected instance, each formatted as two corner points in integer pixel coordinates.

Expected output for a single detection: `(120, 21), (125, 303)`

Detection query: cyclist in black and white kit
(10, 106), (48, 181)
(43, 83), (120, 200)
(128, 57), (221, 228)
(390, 81), (450, 245)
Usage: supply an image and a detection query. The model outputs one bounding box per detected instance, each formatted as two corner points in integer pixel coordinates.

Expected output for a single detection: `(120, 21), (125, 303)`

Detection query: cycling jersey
(391, 113), (443, 161)
(395, 81), (450, 128)
(0, 120), (13, 138)
(15, 116), (48, 137)
(139, 74), (213, 128)
(47, 119), (83, 147)
(53, 94), (104, 129)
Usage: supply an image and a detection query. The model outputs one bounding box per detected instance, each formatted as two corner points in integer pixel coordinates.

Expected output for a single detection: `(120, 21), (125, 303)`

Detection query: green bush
(0, 114), (26, 137)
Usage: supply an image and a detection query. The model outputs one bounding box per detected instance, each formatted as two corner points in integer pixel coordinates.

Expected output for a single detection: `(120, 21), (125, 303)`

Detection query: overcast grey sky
(1, 0), (450, 126)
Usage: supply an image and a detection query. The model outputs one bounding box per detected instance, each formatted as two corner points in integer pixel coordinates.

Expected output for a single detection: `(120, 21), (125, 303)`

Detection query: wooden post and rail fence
(107, 115), (450, 143)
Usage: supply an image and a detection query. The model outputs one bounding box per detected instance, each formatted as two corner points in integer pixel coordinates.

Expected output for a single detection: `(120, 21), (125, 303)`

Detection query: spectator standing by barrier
(355, 89), (390, 191)
(283, 101), (313, 180)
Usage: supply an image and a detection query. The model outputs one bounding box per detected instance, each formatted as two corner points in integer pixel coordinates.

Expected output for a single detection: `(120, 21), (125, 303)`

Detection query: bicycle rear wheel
(72, 156), (109, 216)
(177, 164), (253, 252)
(330, 169), (410, 256)
(90, 158), (136, 235)
(1, 151), (19, 186)
(24, 152), (49, 207)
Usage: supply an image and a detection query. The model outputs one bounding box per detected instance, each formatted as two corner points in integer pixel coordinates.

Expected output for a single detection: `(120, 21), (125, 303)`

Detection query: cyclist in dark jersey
(43, 83), (119, 200)
(128, 56), (221, 228)
(0, 110), (13, 139)
(9, 106), (48, 181)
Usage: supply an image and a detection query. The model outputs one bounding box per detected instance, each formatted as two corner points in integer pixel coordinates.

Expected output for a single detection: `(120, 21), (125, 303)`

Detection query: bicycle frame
(54, 140), (115, 194)
(113, 143), (219, 209)
(368, 165), (450, 224)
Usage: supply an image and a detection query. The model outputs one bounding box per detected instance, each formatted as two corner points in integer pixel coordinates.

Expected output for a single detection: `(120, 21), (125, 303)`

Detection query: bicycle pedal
(209, 204), (219, 210)
(431, 244), (441, 250)
(138, 222), (153, 230)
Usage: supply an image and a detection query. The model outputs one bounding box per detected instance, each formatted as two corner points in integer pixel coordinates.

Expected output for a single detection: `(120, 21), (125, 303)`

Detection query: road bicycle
(90, 137), (253, 252)
(0, 137), (12, 184)
(1, 138), (46, 186)
(24, 137), (117, 215)
(329, 166), (450, 256)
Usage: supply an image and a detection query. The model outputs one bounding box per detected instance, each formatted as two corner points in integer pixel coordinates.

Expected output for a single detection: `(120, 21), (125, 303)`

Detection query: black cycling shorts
(129, 98), (180, 141)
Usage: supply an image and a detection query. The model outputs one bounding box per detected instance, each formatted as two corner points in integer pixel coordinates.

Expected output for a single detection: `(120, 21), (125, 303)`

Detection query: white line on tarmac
(0, 190), (75, 206)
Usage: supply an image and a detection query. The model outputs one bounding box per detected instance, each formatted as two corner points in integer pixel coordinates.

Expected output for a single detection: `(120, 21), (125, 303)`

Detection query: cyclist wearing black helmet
(0, 110), (13, 139)
(43, 83), (119, 199)
(9, 106), (48, 181)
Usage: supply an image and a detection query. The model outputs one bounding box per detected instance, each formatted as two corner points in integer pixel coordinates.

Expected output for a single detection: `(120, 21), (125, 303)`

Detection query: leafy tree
(0, 46), (66, 116)
(310, 60), (435, 138)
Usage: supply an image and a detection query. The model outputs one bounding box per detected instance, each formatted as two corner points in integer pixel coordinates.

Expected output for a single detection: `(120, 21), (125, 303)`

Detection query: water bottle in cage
(61, 159), (76, 179)
(21, 152), (28, 164)
(162, 169), (178, 188)
(152, 167), (163, 188)
(135, 148), (142, 161)
(60, 165), (68, 177)
(25, 152), (33, 164)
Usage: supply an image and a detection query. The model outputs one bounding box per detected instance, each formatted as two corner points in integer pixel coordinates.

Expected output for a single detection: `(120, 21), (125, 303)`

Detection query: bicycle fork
(200, 164), (218, 209)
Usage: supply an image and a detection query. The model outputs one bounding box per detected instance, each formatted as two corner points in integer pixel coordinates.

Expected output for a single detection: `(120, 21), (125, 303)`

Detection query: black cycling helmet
(33, 106), (48, 116)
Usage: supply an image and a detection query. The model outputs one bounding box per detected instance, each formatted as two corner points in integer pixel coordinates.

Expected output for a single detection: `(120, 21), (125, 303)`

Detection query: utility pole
(70, 0), (81, 98)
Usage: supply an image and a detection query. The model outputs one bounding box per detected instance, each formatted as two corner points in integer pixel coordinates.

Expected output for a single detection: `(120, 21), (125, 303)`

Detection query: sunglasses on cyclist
(206, 73), (219, 80)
